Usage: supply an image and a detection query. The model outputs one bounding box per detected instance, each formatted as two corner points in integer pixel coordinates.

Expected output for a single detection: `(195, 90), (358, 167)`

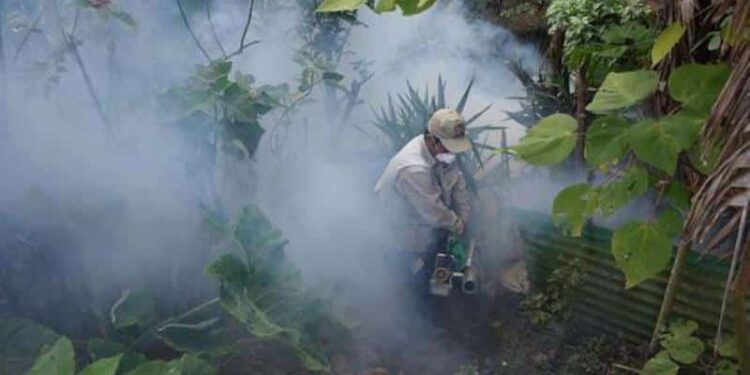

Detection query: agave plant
(372, 76), (501, 191)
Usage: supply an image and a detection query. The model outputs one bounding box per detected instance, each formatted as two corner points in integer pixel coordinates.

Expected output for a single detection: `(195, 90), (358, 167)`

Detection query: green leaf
(0, 318), (59, 375)
(718, 336), (738, 358)
(642, 351), (679, 375)
(123, 361), (170, 375)
(628, 112), (705, 174)
(77, 355), (122, 375)
(25, 337), (75, 375)
(374, 0), (397, 12)
(315, 0), (366, 12)
(585, 116), (630, 167)
(87, 340), (126, 361)
(512, 114), (577, 165)
(110, 290), (157, 330)
(668, 63), (731, 114)
(611, 221), (673, 288)
(667, 319), (699, 338)
(652, 23), (685, 67)
(125, 357), (214, 375)
(586, 70), (659, 113)
(171, 355), (216, 375)
(662, 334), (705, 364)
(596, 166), (649, 216)
(689, 139), (722, 175)
(322, 71), (344, 83)
(708, 33), (722, 51)
(111, 11), (136, 30)
(86, 340), (146, 375)
(628, 119), (681, 173)
(715, 359), (740, 375)
(397, 0), (438, 15)
(657, 208), (684, 236)
(665, 180), (691, 210)
(552, 184), (596, 237)
(603, 23), (652, 44)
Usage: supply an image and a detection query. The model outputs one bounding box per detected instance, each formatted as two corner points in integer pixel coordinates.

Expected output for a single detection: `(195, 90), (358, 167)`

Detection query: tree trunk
(574, 66), (588, 167)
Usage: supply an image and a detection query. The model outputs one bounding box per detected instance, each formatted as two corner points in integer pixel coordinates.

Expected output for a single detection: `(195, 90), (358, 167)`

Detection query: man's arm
(395, 166), (463, 234)
(451, 168), (471, 224)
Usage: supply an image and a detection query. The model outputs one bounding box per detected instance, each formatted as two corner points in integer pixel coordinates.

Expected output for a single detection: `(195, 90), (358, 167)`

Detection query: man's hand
(456, 219), (465, 236)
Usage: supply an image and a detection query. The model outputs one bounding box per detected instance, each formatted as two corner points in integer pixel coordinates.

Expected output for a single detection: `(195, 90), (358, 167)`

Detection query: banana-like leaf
(0, 318), (59, 375)
(205, 205), (345, 374)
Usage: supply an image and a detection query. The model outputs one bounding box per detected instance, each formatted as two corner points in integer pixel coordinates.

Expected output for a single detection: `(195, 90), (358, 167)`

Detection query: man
(374, 108), (471, 279)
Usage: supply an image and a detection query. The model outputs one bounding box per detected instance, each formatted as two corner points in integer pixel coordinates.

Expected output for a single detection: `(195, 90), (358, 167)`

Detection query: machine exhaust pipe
(462, 267), (477, 294)
(462, 240), (477, 294)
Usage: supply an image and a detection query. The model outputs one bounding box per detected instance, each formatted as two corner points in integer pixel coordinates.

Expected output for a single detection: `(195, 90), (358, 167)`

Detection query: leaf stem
(206, 0), (226, 58)
(176, 0), (212, 63)
(13, 7), (45, 62)
(238, 0), (256, 56)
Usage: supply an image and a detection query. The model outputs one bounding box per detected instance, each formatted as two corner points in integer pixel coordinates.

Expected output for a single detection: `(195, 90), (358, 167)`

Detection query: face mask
(436, 153), (456, 165)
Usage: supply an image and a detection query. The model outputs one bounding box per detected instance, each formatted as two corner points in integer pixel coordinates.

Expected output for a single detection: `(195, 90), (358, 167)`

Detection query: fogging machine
(429, 236), (477, 297)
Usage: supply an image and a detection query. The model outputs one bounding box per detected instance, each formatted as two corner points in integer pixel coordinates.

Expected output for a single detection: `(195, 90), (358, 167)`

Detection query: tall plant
(372, 76), (496, 191)
(511, 28), (730, 289)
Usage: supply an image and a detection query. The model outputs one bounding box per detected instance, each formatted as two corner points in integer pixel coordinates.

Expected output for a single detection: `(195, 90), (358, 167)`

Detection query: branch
(53, 0), (114, 142)
(176, 0), (212, 63)
(238, 0), (256, 55)
(13, 7), (45, 62)
(206, 0), (226, 58)
(225, 40), (260, 59)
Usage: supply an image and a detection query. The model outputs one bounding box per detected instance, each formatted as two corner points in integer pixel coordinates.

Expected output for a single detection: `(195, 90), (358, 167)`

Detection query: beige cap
(428, 108), (470, 153)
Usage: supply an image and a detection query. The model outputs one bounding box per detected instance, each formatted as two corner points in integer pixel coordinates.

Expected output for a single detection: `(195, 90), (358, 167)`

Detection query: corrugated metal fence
(512, 208), (750, 343)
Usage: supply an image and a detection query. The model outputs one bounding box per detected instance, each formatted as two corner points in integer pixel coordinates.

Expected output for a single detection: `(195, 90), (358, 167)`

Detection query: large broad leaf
(205, 254), (300, 343)
(233, 205), (287, 253)
(660, 320), (704, 364)
(25, 337), (75, 375)
(585, 116), (630, 167)
(642, 351), (679, 375)
(652, 23), (685, 67)
(718, 336), (738, 358)
(110, 290), (157, 330)
(656, 208), (684, 237)
(156, 318), (228, 355)
(170, 355), (216, 375)
(124, 349), (216, 375)
(611, 221), (673, 288)
(0, 318), (59, 374)
(87, 339), (146, 375)
(77, 355), (123, 375)
(628, 119), (680, 173)
(666, 319), (698, 338)
(628, 112), (705, 173)
(552, 184), (596, 237)
(664, 180), (691, 211)
(397, 0), (438, 15)
(596, 166), (649, 216)
(375, 0), (397, 12)
(586, 70), (659, 114)
(668, 63), (731, 114)
(123, 361), (170, 375)
(315, 0), (366, 12)
(715, 359), (740, 375)
(661, 334), (705, 364)
(223, 120), (265, 159)
(512, 114), (577, 165)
